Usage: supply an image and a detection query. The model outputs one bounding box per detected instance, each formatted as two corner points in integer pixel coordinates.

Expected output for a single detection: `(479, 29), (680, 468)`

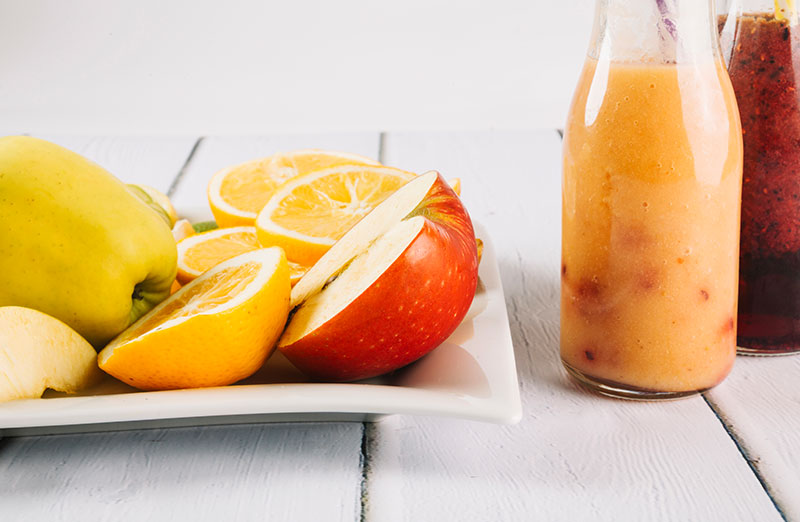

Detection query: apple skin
(278, 174), (478, 382)
(0, 136), (177, 347)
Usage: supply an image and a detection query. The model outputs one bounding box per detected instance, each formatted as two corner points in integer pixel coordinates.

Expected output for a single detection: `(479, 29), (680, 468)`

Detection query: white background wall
(0, 0), (595, 134)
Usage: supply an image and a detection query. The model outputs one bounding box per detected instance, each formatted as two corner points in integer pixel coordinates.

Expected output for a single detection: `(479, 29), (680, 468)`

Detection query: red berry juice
(720, 13), (800, 354)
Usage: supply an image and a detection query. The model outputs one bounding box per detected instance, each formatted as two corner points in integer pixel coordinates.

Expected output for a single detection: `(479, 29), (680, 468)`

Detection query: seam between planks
(378, 131), (387, 164)
(358, 422), (379, 522)
(703, 395), (789, 521)
(357, 131), (388, 522)
(166, 136), (204, 198)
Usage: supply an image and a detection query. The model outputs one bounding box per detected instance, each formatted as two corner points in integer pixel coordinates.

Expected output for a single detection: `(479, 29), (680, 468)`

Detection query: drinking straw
(775, 0), (800, 25)
(655, 0), (677, 40)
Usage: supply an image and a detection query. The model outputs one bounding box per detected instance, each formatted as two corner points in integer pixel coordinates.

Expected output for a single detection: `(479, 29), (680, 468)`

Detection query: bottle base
(737, 314), (800, 355)
(562, 360), (711, 401)
(736, 344), (800, 356)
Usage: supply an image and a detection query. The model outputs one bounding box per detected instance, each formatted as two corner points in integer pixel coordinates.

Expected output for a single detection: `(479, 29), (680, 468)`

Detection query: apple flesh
(0, 306), (102, 402)
(278, 171), (478, 382)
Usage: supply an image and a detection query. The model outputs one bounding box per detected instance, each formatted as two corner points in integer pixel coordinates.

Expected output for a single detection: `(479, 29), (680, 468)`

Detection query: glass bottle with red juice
(720, 0), (800, 354)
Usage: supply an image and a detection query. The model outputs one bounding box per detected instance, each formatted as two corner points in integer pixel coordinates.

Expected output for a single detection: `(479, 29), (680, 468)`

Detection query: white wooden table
(1, 131), (799, 521)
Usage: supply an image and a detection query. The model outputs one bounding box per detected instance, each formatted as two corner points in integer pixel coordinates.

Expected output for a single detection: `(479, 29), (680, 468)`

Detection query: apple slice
(279, 171), (478, 382)
(0, 306), (102, 402)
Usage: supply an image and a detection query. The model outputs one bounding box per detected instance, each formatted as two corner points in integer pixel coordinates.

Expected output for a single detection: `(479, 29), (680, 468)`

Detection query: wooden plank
(0, 423), (363, 522)
(0, 135), (368, 522)
(364, 130), (782, 521)
(170, 133), (381, 217)
(33, 135), (198, 193)
(706, 356), (800, 520)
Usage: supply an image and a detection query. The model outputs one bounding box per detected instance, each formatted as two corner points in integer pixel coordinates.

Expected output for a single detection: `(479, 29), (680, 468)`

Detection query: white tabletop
(1, 132), (798, 522)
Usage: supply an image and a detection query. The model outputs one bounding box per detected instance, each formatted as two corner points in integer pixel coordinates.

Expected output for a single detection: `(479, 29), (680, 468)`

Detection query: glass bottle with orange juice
(561, 0), (743, 399)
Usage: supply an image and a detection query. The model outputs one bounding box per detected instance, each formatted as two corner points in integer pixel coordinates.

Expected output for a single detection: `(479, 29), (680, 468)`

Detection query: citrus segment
(256, 165), (416, 266)
(208, 150), (380, 227)
(177, 227), (260, 284)
(176, 226), (307, 286)
(97, 248), (290, 391)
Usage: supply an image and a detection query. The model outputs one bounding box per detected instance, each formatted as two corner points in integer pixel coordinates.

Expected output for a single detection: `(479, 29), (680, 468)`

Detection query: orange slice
(255, 165), (416, 266)
(176, 226), (307, 286)
(207, 150), (380, 227)
(97, 248), (290, 391)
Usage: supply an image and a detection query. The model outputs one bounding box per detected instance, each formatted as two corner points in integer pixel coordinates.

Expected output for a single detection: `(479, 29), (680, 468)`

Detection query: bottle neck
(721, 0), (799, 22)
(589, 0), (721, 64)
(724, 0), (786, 15)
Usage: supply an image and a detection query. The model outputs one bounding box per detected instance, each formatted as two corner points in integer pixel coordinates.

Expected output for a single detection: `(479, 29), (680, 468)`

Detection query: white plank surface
(0, 423), (364, 522)
(707, 356), (800, 520)
(0, 135), (367, 522)
(366, 130), (783, 521)
(0, 1), (594, 134)
(32, 135), (198, 193)
(170, 133), (381, 215)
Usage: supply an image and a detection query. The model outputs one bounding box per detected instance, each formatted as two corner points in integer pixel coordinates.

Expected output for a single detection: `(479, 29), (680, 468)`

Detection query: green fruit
(192, 221), (219, 233)
(0, 136), (178, 347)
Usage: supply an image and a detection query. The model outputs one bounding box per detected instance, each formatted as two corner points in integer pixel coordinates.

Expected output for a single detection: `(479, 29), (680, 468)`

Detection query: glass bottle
(561, 0), (743, 399)
(719, 0), (800, 354)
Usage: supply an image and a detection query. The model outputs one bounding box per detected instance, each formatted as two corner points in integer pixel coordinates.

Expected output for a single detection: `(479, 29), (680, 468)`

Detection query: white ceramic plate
(0, 222), (521, 436)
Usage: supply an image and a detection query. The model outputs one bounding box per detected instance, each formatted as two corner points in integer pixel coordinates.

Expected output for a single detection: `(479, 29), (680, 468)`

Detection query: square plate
(0, 221), (521, 436)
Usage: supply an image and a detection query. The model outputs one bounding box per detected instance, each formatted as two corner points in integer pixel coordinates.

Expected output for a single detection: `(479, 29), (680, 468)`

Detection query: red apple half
(278, 171), (479, 382)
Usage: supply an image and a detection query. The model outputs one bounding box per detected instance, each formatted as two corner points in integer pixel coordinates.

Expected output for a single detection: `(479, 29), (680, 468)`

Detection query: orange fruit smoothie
(561, 58), (742, 396)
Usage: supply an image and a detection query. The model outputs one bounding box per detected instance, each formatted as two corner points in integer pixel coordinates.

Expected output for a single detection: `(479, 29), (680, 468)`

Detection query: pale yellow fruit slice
(208, 150), (381, 227)
(0, 306), (101, 402)
(255, 165), (416, 266)
(98, 248), (291, 391)
(172, 219), (195, 243)
(176, 226), (307, 286)
(128, 184), (178, 226)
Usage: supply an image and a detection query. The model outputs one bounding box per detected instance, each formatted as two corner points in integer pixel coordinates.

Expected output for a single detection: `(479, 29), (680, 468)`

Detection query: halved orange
(176, 226), (307, 286)
(255, 165), (416, 266)
(97, 248), (290, 391)
(208, 150), (380, 227)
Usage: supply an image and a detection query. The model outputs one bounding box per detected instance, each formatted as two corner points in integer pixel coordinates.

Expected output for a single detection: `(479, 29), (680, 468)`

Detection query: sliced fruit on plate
(0, 306), (102, 402)
(172, 218), (196, 243)
(208, 150), (381, 227)
(255, 165), (416, 266)
(128, 184), (178, 226)
(279, 171), (478, 382)
(447, 177), (461, 196)
(98, 248), (291, 391)
(192, 221), (219, 234)
(176, 226), (307, 286)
